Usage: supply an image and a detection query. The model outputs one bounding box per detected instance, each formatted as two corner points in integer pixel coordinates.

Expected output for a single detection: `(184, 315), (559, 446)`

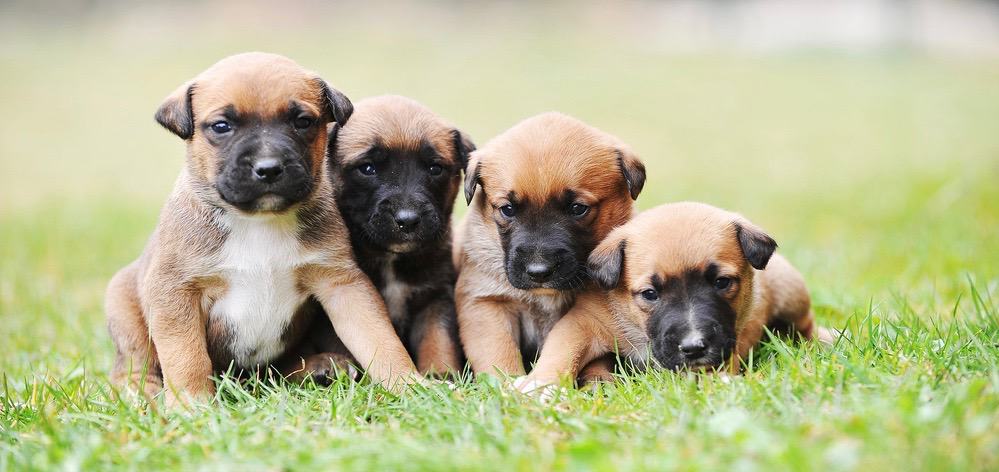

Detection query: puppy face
(465, 112), (645, 291)
(588, 202), (777, 370)
(155, 52), (353, 213)
(330, 96), (474, 252)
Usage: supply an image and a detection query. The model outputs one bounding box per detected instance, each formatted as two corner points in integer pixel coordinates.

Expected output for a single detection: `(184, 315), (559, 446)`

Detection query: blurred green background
(2, 0), (998, 386)
(0, 1), (998, 469)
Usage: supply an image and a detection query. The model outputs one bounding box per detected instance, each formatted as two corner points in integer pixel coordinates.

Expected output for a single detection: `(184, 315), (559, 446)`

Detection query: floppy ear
(451, 129), (476, 171)
(155, 81), (196, 140)
(735, 220), (778, 270)
(315, 78), (354, 125)
(587, 232), (627, 290)
(325, 122), (341, 167)
(615, 147), (646, 200)
(463, 152), (481, 204)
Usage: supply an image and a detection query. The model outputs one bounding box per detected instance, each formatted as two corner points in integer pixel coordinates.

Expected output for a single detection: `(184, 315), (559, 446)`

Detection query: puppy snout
(252, 158), (284, 183)
(678, 334), (708, 360)
(525, 261), (557, 282)
(393, 209), (420, 232)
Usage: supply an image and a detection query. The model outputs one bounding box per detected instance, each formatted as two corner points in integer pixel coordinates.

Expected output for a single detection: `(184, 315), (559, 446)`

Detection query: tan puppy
(456, 112), (645, 378)
(328, 95), (474, 376)
(105, 53), (417, 406)
(521, 202), (834, 389)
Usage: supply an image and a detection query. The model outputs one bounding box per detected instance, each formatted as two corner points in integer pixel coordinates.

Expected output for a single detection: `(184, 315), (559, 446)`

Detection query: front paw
(163, 387), (213, 411)
(289, 352), (361, 386)
(512, 376), (565, 402)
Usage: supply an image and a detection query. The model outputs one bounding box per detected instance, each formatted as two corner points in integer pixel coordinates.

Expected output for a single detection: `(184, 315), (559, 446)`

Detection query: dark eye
(714, 277), (732, 290)
(293, 116), (314, 129)
(569, 203), (590, 217)
(499, 204), (516, 218)
(428, 164), (444, 176)
(358, 163), (376, 176)
(641, 289), (659, 301)
(210, 121), (232, 134)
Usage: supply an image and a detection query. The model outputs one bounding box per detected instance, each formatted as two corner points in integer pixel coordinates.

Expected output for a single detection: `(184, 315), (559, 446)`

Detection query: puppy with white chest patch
(105, 53), (418, 406)
(455, 112), (646, 379)
(519, 202), (835, 390)
(328, 95), (474, 376)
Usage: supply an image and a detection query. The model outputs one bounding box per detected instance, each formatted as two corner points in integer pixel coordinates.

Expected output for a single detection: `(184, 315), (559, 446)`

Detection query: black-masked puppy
(519, 202), (834, 390)
(328, 95), (473, 376)
(104, 53), (418, 406)
(455, 112), (645, 377)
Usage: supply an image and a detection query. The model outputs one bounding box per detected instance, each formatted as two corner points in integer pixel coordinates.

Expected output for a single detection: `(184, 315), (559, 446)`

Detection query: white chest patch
(209, 214), (316, 368)
(380, 254), (410, 327)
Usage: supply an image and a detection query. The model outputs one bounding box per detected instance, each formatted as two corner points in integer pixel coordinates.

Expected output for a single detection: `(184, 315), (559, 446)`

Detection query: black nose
(525, 261), (556, 282)
(393, 209), (420, 232)
(679, 335), (707, 359)
(252, 159), (284, 183)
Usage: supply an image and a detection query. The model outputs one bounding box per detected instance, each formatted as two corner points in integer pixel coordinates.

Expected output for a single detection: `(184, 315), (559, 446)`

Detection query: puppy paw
(512, 376), (566, 402)
(289, 352), (360, 386)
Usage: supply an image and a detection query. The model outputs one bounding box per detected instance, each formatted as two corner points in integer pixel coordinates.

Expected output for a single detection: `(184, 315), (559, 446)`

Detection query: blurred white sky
(2, 0), (998, 57)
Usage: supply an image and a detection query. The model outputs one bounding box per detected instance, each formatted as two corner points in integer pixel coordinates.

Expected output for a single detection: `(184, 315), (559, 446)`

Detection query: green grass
(2, 4), (999, 471)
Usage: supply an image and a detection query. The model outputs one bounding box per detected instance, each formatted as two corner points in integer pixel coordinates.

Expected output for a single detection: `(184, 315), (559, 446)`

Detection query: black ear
(587, 237), (626, 290)
(616, 148), (646, 200)
(451, 129), (476, 171)
(463, 153), (481, 204)
(315, 78), (354, 125)
(325, 122), (341, 168)
(155, 82), (195, 140)
(736, 222), (778, 270)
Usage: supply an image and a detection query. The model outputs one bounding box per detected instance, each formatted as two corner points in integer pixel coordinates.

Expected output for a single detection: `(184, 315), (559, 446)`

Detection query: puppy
(328, 95), (474, 376)
(455, 112), (646, 377)
(521, 202), (834, 388)
(105, 53), (418, 406)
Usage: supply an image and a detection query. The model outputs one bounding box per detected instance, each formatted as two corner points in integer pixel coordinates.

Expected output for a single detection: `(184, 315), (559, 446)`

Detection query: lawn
(2, 4), (998, 471)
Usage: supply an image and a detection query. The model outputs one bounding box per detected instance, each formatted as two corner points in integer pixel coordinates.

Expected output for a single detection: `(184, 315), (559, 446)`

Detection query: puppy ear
(587, 232), (627, 290)
(615, 148), (646, 200)
(325, 122), (341, 167)
(155, 81), (196, 140)
(315, 78), (354, 125)
(735, 221), (778, 270)
(463, 152), (481, 204)
(451, 129), (476, 171)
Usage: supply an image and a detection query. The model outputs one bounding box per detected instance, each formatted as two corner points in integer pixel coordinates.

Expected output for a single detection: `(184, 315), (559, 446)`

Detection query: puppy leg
(106, 262), (162, 399)
(518, 306), (609, 392)
(277, 317), (359, 385)
(146, 285), (214, 407)
(310, 275), (418, 389)
(457, 296), (524, 377)
(411, 299), (463, 377)
(576, 354), (616, 386)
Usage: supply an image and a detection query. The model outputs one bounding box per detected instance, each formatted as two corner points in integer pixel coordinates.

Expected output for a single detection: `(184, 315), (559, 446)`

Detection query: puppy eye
(428, 164), (444, 176)
(641, 289), (659, 301)
(210, 121), (232, 134)
(499, 204), (516, 218)
(714, 277), (733, 290)
(568, 203), (589, 217)
(293, 117), (314, 129)
(358, 163), (376, 176)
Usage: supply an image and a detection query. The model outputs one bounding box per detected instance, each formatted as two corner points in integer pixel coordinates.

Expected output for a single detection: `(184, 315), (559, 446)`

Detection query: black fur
(735, 222), (778, 270)
(154, 83), (195, 140)
(587, 239), (626, 290)
(208, 104), (323, 212)
(315, 78), (354, 125)
(329, 134), (467, 367)
(645, 267), (738, 370)
(497, 190), (596, 291)
(616, 150), (646, 200)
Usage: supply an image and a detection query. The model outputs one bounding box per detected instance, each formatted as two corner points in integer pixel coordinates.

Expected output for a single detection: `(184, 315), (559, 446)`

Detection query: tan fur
(105, 53), (417, 407)
(455, 112), (643, 378)
(524, 202), (833, 387)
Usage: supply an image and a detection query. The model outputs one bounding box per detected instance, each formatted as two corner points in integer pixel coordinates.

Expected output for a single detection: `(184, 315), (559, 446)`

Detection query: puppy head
(465, 112), (645, 291)
(587, 202), (777, 370)
(329, 95), (474, 253)
(155, 52), (353, 214)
